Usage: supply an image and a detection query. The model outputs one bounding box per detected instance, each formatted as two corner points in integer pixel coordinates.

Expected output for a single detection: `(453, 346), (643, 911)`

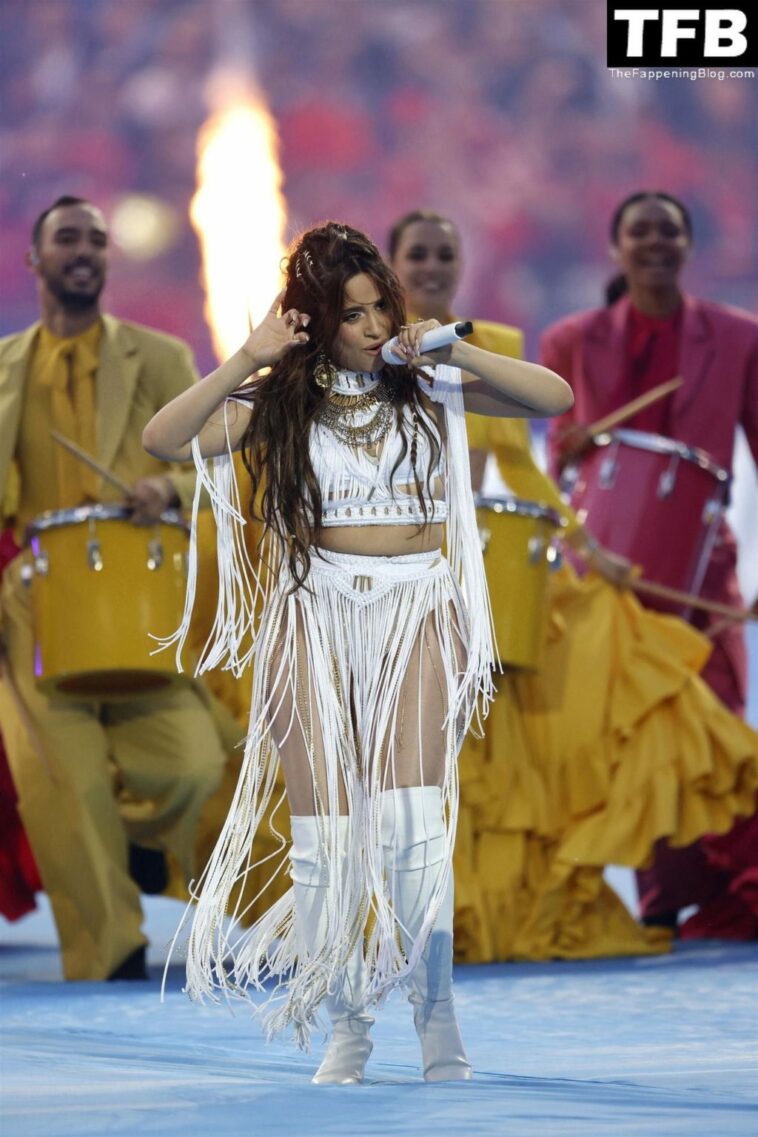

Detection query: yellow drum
(476, 495), (562, 670)
(25, 505), (189, 698)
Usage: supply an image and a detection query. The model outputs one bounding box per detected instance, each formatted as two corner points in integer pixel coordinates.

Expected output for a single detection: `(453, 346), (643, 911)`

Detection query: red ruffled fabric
(679, 809), (758, 940)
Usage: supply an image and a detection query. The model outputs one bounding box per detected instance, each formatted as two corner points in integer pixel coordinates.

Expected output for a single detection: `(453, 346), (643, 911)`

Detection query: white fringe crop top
(313, 369), (447, 528)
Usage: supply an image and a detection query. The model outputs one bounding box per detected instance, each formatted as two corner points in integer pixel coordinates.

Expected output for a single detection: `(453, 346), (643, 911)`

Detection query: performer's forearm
(143, 347), (259, 461)
(451, 341), (574, 417)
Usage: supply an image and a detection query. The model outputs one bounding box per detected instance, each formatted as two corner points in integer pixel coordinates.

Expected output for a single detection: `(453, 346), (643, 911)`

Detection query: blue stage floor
(1, 896), (756, 1137)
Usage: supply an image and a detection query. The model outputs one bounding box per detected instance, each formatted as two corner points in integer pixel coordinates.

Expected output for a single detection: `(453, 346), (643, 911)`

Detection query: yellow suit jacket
(0, 313), (200, 522)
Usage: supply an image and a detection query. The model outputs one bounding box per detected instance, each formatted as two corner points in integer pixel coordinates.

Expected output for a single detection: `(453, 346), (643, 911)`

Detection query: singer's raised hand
(143, 292), (311, 462)
(397, 318), (452, 366)
(241, 290), (311, 371)
(397, 318), (439, 357)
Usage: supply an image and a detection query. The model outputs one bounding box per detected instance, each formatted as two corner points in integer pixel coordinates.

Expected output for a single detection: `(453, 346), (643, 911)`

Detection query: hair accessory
(313, 352), (337, 392)
(295, 249), (315, 282)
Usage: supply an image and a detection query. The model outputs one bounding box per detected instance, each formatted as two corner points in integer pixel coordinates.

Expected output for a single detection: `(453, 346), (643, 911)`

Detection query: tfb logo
(607, 3), (756, 66)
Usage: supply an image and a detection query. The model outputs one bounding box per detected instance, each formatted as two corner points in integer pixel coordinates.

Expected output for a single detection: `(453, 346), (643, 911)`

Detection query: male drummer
(541, 190), (758, 933)
(0, 196), (233, 980)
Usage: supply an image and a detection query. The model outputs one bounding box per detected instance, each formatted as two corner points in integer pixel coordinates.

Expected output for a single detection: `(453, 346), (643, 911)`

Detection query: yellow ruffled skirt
(454, 565), (758, 962)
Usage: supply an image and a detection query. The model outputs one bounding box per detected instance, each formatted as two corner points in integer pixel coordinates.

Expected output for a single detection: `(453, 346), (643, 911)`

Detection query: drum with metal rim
(565, 429), (730, 610)
(24, 504), (189, 698)
(475, 495), (562, 670)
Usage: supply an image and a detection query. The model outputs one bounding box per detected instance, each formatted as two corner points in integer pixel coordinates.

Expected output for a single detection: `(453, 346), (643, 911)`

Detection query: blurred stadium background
(1, 0), (755, 683)
(2, 0), (756, 365)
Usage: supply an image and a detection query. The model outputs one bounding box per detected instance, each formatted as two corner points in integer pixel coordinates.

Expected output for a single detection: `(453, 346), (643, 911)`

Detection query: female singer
(143, 221), (572, 1083)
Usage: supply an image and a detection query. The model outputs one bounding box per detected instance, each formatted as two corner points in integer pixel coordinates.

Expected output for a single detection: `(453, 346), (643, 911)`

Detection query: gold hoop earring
(313, 352), (336, 392)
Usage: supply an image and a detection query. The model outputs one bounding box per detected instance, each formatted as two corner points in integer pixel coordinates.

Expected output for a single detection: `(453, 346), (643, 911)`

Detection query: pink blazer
(540, 294), (757, 709)
(540, 293), (758, 478)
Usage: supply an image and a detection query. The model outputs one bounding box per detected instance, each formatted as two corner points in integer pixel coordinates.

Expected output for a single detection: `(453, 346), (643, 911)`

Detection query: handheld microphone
(381, 320), (473, 365)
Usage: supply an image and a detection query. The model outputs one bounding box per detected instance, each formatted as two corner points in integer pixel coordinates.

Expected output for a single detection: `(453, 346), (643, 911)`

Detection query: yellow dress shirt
(16, 321), (103, 535)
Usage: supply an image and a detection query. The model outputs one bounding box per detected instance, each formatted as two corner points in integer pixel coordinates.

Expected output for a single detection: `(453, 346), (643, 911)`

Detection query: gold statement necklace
(317, 369), (395, 448)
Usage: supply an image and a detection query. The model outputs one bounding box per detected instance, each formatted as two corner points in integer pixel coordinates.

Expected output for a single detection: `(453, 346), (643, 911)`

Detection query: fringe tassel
(422, 364), (498, 730)
(151, 405), (274, 677)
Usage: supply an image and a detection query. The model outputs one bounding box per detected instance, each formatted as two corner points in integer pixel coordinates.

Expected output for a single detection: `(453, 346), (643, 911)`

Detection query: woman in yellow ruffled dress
(388, 210), (758, 962)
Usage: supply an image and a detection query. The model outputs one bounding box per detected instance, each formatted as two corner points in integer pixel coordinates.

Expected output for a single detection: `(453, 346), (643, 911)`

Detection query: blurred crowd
(2, 0), (756, 371)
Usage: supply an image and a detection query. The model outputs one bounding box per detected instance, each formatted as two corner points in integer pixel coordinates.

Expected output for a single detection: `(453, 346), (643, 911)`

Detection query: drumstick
(628, 577), (755, 622)
(588, 377), (684, 437)
(704, 616), (737, 640)
(705, 600), (758, 640)
(50, 431), (132, 496)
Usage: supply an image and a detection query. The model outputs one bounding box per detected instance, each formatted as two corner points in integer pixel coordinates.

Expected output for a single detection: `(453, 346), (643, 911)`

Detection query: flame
(191, 91), (287, 361)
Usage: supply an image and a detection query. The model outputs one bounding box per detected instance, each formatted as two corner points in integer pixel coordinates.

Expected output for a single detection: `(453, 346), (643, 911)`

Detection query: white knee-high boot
(290, 815), (373, 1084)
(381, 786), (472, 1082)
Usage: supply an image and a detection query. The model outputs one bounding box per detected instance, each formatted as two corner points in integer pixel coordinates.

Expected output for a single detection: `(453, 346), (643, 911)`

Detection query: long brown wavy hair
(237, 221), (441, 587)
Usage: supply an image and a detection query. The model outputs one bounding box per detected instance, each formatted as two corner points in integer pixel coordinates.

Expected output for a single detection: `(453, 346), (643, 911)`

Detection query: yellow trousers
(0, 556), (230, 980)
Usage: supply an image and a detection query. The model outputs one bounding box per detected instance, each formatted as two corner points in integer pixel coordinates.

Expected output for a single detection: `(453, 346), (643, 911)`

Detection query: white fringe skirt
(178, 546), (475, 1046)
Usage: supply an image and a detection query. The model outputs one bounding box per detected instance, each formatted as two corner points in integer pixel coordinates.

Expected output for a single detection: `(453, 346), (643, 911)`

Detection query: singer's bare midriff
(318, 521), (445, 557)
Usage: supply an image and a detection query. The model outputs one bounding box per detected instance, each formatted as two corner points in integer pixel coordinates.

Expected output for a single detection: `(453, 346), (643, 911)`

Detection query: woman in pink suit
(541, 190), (758, 933)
